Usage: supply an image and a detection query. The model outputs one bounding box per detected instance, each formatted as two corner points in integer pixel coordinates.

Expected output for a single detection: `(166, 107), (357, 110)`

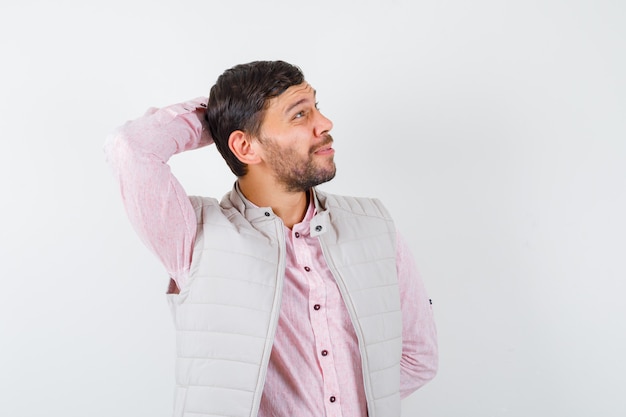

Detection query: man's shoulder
(189, 195), (220, 210)
(188, 193), (240, 220)
(316, 189), (392, 220)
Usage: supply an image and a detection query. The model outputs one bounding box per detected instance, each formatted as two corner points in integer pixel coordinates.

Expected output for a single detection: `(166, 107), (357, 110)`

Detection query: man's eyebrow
(284, 89), (317, 115)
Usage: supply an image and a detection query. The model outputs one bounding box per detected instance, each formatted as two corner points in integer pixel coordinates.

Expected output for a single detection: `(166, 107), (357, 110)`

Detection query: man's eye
(294, 111), (305, 119)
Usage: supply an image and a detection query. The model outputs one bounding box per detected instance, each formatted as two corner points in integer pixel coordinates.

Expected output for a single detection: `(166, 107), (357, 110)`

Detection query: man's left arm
(396, 232), (439, 398)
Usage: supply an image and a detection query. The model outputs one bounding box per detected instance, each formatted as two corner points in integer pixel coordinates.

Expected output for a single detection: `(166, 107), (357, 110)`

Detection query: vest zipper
(250, 217), (287, 417)
(317, 237), (377, 417)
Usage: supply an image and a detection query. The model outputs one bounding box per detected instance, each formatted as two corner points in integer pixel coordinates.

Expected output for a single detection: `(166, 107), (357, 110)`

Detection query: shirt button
(315, 225), (323, 232)
(294, 232), (300, 238)
(313, 304), (321, 310)
(321, 350), (328, 356)
(304, 266), (311, 272)
(264, 211), (270, 217)
(330, 396), (336, 403)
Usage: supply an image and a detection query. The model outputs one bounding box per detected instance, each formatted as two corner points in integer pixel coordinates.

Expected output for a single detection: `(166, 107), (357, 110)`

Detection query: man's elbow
(400, 349), (439, 398)
(103, 127), (131, 172)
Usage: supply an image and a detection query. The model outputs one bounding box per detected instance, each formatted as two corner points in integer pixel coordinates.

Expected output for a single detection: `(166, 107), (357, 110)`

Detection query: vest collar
(224, 182), (330, 236)
(310, 188), (329, 237)
(224, 182), (277, 225)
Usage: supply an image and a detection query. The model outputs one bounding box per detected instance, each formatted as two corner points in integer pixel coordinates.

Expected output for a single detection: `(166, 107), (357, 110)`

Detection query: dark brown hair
(205, 60), (305, 177)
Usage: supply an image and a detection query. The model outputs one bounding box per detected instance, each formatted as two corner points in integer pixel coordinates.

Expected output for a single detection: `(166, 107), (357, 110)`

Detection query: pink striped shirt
(104, 98), (438, 416)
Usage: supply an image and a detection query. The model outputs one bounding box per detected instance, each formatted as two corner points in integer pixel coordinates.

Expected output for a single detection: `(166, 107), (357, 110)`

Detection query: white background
(1, 1), (625, 416)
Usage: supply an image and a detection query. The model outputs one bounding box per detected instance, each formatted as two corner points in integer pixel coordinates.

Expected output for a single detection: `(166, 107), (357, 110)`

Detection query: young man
(105, 60), (437, 417)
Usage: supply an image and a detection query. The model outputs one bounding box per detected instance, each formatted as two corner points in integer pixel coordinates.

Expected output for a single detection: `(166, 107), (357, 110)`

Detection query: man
(105, 60), (437, 417)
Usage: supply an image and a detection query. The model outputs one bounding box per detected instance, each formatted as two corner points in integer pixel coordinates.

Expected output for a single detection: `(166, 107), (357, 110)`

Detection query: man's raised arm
(104, 98), (212, 288)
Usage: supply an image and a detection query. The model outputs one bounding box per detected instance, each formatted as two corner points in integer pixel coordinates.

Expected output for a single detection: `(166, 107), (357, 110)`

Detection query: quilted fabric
(167, 188), (401, 417)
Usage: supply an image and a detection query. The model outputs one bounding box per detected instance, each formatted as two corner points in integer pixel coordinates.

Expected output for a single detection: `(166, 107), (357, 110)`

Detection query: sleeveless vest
(167, 187), (402, 417)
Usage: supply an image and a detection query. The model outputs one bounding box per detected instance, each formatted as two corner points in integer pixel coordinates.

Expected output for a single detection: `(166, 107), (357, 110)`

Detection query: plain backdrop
(1, 1), (625, 416)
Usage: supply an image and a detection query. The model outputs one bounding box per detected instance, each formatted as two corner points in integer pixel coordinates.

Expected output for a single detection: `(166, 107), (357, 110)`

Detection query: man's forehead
(284, 82), (314, 96)
(268, 82), (315, 108)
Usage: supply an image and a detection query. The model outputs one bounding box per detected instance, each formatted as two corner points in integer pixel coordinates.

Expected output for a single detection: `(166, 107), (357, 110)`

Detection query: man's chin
(313, 169), (336, 188)
(283, 170), (336, 192)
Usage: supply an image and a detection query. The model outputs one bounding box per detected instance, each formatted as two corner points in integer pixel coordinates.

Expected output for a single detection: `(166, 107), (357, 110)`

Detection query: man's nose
(314, 111), (333, 137)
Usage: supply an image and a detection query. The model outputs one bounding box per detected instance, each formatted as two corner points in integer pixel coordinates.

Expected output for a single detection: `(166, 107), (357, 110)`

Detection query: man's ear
(228, 130), (261, 165)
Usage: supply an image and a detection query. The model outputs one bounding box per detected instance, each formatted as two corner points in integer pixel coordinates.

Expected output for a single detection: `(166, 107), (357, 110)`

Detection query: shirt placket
(291, 225), (343, 417)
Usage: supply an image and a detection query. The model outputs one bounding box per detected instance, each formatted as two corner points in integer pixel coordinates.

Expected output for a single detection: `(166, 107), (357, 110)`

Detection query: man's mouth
(314, 144), (334, 154)
(313, 136), (334, 155)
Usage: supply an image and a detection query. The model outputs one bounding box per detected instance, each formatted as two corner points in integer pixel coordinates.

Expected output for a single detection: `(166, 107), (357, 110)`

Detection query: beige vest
(168, 187), (402, 417)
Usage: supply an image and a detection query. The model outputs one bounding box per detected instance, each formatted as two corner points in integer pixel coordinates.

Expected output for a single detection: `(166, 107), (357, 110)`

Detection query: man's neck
(238, 176), (309, 229)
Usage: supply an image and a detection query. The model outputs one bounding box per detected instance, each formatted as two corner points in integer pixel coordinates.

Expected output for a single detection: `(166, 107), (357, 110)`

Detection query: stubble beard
(262, 134), (337, 192)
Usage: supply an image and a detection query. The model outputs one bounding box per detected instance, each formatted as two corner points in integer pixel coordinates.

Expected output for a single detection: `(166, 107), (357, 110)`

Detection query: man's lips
(314, 144), (335, 155)
(313, 135), (335, 155)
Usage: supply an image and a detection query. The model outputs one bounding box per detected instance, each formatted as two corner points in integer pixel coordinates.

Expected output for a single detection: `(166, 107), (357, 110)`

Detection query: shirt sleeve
(396, 231), (439, 398)
(103, 98), (212, 288)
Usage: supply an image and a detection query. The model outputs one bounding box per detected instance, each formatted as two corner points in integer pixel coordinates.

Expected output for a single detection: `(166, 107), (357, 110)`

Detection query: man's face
(256, 82), (336, 192)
